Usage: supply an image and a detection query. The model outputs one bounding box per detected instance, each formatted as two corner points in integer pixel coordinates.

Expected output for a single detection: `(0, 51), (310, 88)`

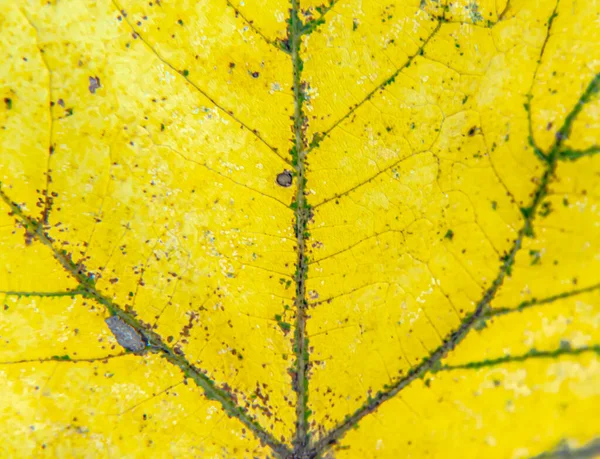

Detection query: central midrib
(289, 0), (311, 455)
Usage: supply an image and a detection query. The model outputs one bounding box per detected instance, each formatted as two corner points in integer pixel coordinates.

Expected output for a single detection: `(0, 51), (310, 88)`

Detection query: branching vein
(111, 0), (290, 165)
(308, 67), (600, 458)
(0, 185), (292, 459)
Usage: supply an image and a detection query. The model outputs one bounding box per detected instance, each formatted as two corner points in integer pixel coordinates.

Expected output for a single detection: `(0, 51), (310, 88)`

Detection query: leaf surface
(1, 0), (599, 457)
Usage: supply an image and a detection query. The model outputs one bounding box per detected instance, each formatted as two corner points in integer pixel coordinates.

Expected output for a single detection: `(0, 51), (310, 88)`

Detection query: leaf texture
(0, 0), (599, 457)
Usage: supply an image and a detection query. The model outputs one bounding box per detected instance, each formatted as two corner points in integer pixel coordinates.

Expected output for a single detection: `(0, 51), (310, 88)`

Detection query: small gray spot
(105, 316), (145, 352)
(276, 170), (293, 187)
(88, 76), (101, 94)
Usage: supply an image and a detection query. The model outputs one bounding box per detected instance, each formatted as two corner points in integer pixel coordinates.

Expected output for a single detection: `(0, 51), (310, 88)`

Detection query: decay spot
(276, 170), (293, 187)
(467, 2), (484, 23)
(105, 316), (145, 352)
(88, 76), (101, 94)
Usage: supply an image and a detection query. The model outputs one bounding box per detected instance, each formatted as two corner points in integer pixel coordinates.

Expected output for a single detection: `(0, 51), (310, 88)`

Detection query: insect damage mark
(105, 315), (146, 352)
(276, 170), (293, 187)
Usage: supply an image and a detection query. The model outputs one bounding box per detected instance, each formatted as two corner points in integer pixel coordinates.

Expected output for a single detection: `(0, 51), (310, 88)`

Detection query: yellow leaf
(1, 0), (599, 457)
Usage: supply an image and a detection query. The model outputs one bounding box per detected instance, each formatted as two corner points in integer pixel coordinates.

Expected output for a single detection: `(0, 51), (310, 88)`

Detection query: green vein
(0, 353), (128, 365)
(0, 289), (87, 299)
(554, 74), (600, 148)
(437, 345), (600, 372)
(289, 0), (312, 454)
(301, 0), (340, 36)
(558, 145), (600, 161)
(308, 66), (600, 459)
(307, 15), (445, 152)
(0, 185), (292, 459)
(530, 437), (600, 459)
(488, 282), (600, 318)
(111, 0), (290, 165)
(524, 0), (560, 162)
